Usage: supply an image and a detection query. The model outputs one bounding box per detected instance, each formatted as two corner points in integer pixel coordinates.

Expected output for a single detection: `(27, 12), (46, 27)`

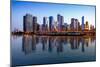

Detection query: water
(11, 35), (96, 66)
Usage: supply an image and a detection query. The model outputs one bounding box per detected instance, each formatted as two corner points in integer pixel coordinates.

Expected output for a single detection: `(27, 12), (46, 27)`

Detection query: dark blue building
(82, 16), (84, 31)
(43, 17), (47, 26)
(49, 16), (54, 31)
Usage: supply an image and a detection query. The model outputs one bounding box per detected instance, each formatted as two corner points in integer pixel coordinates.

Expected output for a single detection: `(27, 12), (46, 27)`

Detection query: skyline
(11, 1), (96, 31)
(22, 14), (95, 36)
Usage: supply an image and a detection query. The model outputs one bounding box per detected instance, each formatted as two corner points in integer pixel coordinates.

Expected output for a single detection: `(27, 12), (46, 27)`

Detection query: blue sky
(11, 1), (96, 31)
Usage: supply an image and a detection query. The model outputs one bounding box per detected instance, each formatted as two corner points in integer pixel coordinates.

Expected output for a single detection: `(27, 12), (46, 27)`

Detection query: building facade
(49, 16), (54, 31)
(82, 16), (84, 31)
(23, 14), (33, 33)
(57, 14), (64, 32)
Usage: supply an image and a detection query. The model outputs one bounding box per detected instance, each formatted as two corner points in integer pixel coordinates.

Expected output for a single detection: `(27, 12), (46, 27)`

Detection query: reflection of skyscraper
(22, 35), (33, 54)
(56, 39), (63, 53)
(82, 16), (84, 31)
(81, 37), (85, 52)
(41, 37), (47, 51)
(57, 14), (64, 31)
(84, 37), (89, 47)
(70, 37), (79, 49)
(49, 16), (54, 31)
(22, 35), (38, 54)
(23, 14), (33, 32)
(48, 37), (53, 52)
(32, 36), (37, 51)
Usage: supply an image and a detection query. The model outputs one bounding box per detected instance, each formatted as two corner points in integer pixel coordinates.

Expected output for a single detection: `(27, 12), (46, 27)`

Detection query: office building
(57, 14), (64, 31)
(70, 18), (75, 31)
(23, 14), (33, 33)
(84, 21), (89, 31)
(43, 17), (47, 26)
(90, 24), (94, 31)
(33, 16), (38, 33)
(49, 16), (54, 31)
(82, 16), (84, 31)
(42, 17), (48, 32)
(75, 19), (79, 31)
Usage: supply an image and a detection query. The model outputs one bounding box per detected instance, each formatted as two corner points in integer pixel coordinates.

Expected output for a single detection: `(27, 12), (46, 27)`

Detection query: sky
(11, 1), (96, 31)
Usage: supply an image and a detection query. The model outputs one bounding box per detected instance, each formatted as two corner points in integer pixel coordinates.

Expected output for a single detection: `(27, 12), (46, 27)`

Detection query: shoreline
(11, 32), (96, 36)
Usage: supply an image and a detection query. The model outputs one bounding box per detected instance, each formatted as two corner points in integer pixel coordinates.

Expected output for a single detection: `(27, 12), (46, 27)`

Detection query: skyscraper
(43, 17), (47, 26)
(23, 14), (33, 33)
(75, 19), (79, 31)
(90, 24), (94, 31)
(82, 16), (84, 31)
(49, 16), (54, 31)
(84, 21), (89, 31)
(70, 18), (75, 31)
(57, 14), (64, 31)
(33, 16), (38, 33)
(33, 16), (37, 23)
(70, 18), (80, 31)
(63, 23), (68, 31)
(42, 17), (48, 32)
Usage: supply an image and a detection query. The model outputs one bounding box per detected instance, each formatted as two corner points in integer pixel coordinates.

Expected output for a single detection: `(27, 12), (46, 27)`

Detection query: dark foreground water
(11, 35), (96, 66)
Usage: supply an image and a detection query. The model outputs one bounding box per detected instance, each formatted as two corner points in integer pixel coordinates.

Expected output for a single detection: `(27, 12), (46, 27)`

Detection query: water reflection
(22, 35), (95, 55)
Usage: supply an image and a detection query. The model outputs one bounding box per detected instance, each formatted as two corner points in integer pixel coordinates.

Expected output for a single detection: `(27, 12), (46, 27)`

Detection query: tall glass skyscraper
(42, 17), (48, 32)
(70, 18), (75, 31)
(82, 16), (84, 31)
(43, 17), (47, 26)
(23, 14), (33, 32)
(70, 18), (79, 31)
(57, 14), (64, 31)
(49, 16), (54, 31)
(33, 16), (37, 33)
(75, 19), (79, 31)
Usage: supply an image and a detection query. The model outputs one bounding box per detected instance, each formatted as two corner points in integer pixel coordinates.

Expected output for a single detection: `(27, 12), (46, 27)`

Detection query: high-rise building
(33, 16), (37, 33)
(67, 25), (70, 31)
(82, 16), (84, 31)
(75, 19), (79, 31)
(70, 18), (75, 31)
(70, 18), (80, 31)
(23, 14), (33, 33)
(85, 21), (89, 31)
(78, 22), (81, 31)
(42, 17), (48, 32)
(57, 14), (64, 31)
(43, 17), (47, 26)
(63, 23), (68, 31)
(90, 24), (94, 31)
(49, 16), (54, 31)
